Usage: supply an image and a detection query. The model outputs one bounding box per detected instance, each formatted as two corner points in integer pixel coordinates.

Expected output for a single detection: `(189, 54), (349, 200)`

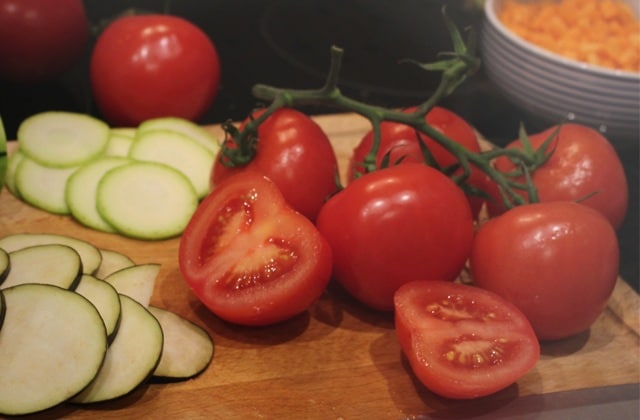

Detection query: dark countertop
(1, 0), (637, 290)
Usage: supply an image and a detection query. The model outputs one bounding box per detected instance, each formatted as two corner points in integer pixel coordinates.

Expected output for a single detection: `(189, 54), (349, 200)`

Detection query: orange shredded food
(499, 0), (640, 72)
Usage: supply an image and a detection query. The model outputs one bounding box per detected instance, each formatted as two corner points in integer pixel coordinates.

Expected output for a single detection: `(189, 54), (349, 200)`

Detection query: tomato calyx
(218, 118), (260, 168)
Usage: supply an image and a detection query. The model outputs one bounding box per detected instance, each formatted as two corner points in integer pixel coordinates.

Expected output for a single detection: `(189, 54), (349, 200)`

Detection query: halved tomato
(179, 171), (332, 326)
(394, 280), (540, 399)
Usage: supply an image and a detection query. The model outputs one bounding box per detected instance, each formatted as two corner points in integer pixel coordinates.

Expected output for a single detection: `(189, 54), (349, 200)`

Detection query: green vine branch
(222, 7), (550, 210)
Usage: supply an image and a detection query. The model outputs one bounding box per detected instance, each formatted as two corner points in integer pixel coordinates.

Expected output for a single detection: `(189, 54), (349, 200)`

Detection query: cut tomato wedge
(394, 280), (540, 399)
(179, 172), (332, 326)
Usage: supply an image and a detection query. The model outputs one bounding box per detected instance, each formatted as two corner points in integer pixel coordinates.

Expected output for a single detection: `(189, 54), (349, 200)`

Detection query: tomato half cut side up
(179, 172), (332, 326)
(394, 280), (540, 399)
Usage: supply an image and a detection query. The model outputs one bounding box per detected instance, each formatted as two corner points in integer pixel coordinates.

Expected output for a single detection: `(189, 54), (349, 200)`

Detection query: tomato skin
(394, 280), (540, 399)
(349, 106), (486, 218)
(470, 201), (619, 341)
(492, 124), (628, 229)
(212, 108), (339, 222)
(316, 163), (474, 311)
(179, 172), (332, 326)
(0, 0), (89, 83)
(90, 14), (221, 126)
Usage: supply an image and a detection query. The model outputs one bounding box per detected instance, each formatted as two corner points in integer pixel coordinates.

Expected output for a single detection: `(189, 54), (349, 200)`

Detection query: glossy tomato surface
(492, 124), (628, 229)
(179, 171), (332, 326)
(470, 201), (619, 341)
(316, 163), (474, 311)
(91, 14), (221, 126)
(0, 0), (89, 83)
(212, 108), (339, 221)
(349, 106), (486, 218)
(394, 280), (540, 399)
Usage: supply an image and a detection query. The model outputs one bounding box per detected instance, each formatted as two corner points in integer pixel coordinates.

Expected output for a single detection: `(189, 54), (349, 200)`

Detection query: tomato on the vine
(0, 0), (89, 83)
(470, 201), (619, 341)
(316, 163), (474, 311)
(394, 280), (540, 399)
(91, 14), (221, 127)
(179, 171), (332, 326)
(212, 108), (339, 222)
(349, 106), (486, 218)
(490, 124), (628, 229)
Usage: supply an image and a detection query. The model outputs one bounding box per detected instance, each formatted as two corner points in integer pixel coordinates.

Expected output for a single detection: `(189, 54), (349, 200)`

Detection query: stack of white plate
(481, 0), (640, 143)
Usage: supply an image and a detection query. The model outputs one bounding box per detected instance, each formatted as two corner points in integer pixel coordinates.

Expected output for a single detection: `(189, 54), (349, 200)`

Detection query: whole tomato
(491, 124), (628, 229)
(316, 163), (475, 311)
(212, 108), (339, 222)
(0, 0), (89, 83)
(470, 201), (619, 341)
(91, 14), (221, 127)
(349, 106), (487, 218)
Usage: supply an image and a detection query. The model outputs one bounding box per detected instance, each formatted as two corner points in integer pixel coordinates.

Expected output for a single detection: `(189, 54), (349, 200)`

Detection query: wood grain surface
(1, 113), (638, 419)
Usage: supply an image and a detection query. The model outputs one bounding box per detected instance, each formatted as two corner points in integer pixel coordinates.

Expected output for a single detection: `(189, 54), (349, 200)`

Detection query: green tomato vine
(221, 7), (553, 211)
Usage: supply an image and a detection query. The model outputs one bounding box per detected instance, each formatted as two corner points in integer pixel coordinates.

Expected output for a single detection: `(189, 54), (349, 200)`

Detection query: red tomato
(0, 0), (89, 83)
(349, 106), (486, 218)
(179, 171), (332, 326)
(394, 280), (540, 399)
(90, 14), (221, 126)
(316, 163), (474, 311)
(491, 124), (628, 229)
(470, 201), (619, 341)
(212, 108), (339, 222)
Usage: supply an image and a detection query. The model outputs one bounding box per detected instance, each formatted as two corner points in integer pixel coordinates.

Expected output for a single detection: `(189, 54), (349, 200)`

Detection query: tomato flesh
(394, 280), (540, 399)
(179, 172), (332, 326)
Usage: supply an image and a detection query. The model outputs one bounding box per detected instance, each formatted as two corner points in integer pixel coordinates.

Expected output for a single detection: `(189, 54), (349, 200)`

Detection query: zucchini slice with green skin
(95, 248), (135, 280)
(0, 248), (9, 286)
(0, 233), (103, 275)
(17, 111), (109, 168)
(136, 116), (219, 155)
(96, 161), (198, 240)
(148, 306), (214, 380)
(70, 294), (163, 404)
(103, 263), (160, 307)
(104, 130), (135, 157)
(128, 129), (215, 199)
(0, 290), (5, 331)
(15, 156), (78, 215)
(4, 147), (25, 198)
(2, 244), (82, 291)
(0, 283), (107, 416)
(75, 274), (122, 341)
(65, 156), (131, 233)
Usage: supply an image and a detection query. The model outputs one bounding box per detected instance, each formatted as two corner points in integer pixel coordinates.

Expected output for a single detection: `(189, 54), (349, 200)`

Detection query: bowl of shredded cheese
(482, 0), (640, 143)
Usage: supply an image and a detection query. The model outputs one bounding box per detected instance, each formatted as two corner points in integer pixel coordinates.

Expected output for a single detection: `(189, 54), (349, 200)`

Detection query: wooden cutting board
(1, 113), (638, 419)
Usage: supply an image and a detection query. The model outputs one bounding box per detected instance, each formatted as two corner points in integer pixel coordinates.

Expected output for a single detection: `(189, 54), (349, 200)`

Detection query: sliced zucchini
(65, 156), (131, 232)
(70, 294), (163, 404)
(0, 290), (5, 331)
(0, 233), (103, 275)
(2, 244), (82, 290)
(0, 284), (107, 416)
(94, 248), (135, 280)
(4, 147), (24, 197)
(136, 117), (219, 154)
(128, 129), (215, 199)
(103, 263), (160, 307)
(17, 111), (109, 168)
(148, 306), (214, 380)
(75, 274), (122, 341)
(0, 248), (9, 286)
(104, 130), (135, 157)
(15, 156), (78, 214)
(96, 161), (198, 240)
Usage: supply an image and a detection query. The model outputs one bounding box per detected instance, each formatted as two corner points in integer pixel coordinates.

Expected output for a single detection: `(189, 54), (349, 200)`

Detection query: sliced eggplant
(75, 274), (122, 341)
(94, 248), (135, 280)
(0, 232), (102, 275)
(0, 284), (107, 416)
(104, 263), (160, 307)
(2, 244), (82, 290)
(70, 294), (163, 404)
(148, 306), (214, 380)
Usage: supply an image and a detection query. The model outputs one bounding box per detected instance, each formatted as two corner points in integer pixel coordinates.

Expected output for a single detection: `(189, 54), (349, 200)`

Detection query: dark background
(1, 0), (637, 290)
